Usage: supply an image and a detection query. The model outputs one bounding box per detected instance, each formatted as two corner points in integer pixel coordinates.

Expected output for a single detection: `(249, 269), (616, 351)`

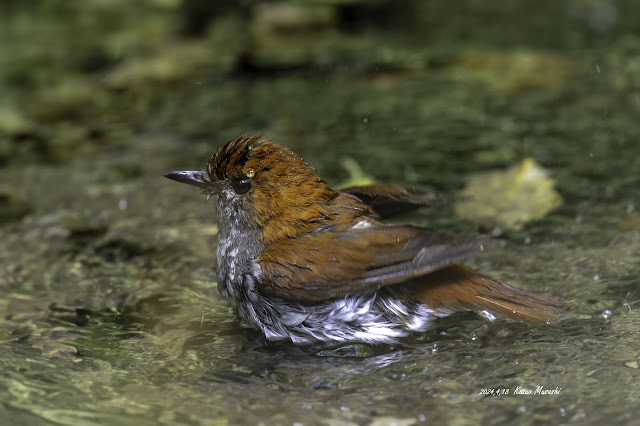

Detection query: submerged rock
(617, 215), (640, 232)
(448, 50), (574, 94)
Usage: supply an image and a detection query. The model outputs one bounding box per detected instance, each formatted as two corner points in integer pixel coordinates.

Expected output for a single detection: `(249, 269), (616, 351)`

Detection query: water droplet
(601, 309), (612, 319)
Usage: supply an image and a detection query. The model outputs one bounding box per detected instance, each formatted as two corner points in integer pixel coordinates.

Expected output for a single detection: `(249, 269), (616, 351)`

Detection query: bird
(164, 134), (562, 345)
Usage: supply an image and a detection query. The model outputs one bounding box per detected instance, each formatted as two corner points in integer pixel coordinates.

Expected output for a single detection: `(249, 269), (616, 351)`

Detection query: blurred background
(1, 1), (639, 425)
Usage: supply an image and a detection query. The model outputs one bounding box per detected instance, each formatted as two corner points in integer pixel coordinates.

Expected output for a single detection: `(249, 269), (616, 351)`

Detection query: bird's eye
(231, 175), (252, 194)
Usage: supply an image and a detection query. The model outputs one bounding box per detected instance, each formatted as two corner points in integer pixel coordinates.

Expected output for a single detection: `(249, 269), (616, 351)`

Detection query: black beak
(164, 170), (209, 189)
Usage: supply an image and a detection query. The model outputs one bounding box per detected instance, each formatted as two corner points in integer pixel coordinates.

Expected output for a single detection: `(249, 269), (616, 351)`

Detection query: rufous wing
(340, 185), (441, 218)
(258, 224), (489, 302)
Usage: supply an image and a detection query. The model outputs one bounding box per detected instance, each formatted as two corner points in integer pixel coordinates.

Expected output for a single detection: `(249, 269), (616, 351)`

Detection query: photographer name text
(479, 386), (561, 397)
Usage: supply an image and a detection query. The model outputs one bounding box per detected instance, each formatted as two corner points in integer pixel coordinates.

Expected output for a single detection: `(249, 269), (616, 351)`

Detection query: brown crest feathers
(207, 134), (264, 181)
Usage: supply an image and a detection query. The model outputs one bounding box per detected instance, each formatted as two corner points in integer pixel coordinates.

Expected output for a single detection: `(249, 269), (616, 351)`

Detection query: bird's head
(165, 134), (340, 243)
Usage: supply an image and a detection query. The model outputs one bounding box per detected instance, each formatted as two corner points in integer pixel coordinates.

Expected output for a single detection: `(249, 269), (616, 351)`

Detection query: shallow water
(1, 1), (639, 425)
